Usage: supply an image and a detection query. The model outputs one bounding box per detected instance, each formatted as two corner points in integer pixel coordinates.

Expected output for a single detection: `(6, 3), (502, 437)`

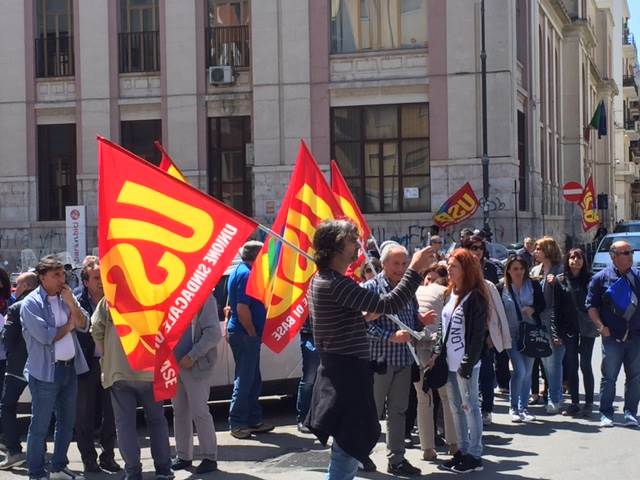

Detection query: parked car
(591, 232), (640, 273)
(613, 220), (640, 233)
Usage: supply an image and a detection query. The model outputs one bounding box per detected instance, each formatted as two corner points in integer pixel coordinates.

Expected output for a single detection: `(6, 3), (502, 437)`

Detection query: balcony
(623, 74), (638, 97)
(206, 25), (250, 68)
(118, 31), (160, 74)
(35, 34), (74, 78)
(631, 141), (640, 163)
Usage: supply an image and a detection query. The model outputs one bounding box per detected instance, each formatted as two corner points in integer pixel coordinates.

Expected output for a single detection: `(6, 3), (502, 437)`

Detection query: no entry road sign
(562, 182), (583, 203)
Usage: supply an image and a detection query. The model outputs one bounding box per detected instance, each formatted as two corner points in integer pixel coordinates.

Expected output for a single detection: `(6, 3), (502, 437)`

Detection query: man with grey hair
(363, 243), (424, 476)
(586, 240), (640, 428)
(0, 272), (38, 469)
(227, 240), (274, 439)
(517, 237), (535, 269)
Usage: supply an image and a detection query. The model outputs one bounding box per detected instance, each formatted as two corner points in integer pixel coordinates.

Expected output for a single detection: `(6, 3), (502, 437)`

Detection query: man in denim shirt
(586, 240), (640, 428)
(363, 244), (423, 477)
(21, 256), (89, 480)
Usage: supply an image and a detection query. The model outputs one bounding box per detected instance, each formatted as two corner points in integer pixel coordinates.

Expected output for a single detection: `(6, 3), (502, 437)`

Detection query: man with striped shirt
(364, 243), (422, 476)
(304, 220), (436, 480)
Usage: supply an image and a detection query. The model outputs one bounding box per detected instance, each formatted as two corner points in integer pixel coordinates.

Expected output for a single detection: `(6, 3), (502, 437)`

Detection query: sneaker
(387, 459), (421, 476)
(562, 404), (581, 417)
(358, 457), (376, 472)
(545, 402), (560, 414)
(482, 412), (492, 426)
(528, 394), (541, 405)
(623, 411), (639, 428)
(249, 422), (274, 434)
(99, 458), (122, 473)
(442, 450), (464, 470)
(600, 414), (614, 428)
(498, 387), (510, 396)
(230, 427), (253, 439)
(49, 468), (85, 480)
(155, 473), (175, 480)
(195, 459), (218, 474)
(0, 452), (26, 469)
(520, 409), (536, 422)
(509, 409), (522, 423)
(297, 422), (311, 434)
(452, 454), (484, 473)
(171, 458), (192, 470)
(581, 403), (593, 417)
(422, 448), (437, 461)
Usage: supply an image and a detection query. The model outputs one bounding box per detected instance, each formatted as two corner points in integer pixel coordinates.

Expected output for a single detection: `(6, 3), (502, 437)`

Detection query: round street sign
(562, 181), (583, 203)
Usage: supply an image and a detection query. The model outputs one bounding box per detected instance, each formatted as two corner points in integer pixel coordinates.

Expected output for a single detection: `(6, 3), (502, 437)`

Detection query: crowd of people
(0, 220), (639, 480)
(303, 221), (640, 479)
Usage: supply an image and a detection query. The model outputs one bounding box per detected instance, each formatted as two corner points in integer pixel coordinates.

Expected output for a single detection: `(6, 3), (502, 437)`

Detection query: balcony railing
(118, 31), (160, 73)
(206, 25), (250, 68)
(631, 141), (640, 163)
(35, 34), (74, 78)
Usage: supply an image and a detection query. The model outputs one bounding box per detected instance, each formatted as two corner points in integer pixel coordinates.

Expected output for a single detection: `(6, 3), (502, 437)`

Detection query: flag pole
(255, 223), (315, 262)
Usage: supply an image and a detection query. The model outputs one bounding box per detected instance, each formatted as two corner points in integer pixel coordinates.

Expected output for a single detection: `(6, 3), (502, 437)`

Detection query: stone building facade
(0, 0), (635, 272)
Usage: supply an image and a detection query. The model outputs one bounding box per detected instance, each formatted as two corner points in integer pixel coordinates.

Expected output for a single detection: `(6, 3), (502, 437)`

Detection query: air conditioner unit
(208, 65), (234, 85)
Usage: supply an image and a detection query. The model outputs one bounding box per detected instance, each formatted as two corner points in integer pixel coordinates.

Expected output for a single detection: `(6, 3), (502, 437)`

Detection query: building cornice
(545, 0), (572, 25)
(563, 19), (597, 48)
(598, 78), (619, 97)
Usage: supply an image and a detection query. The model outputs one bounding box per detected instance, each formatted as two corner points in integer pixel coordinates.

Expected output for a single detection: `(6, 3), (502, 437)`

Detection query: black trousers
(75, 357), (117, 465)
(0, 374), (27, 455)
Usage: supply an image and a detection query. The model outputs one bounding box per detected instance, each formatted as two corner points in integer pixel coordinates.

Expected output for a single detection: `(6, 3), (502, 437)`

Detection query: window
(206, 0), (250, 67)
(37, 124), (77, 221)
(331, 0), (427, 53)
(331, 104), (429, 213)
(517, 111), (527, 211)
(35, 0), (74, 77)
(208, 116), (253, 215)
(120, 120), (162, 165)
(118, 0), (160, 73)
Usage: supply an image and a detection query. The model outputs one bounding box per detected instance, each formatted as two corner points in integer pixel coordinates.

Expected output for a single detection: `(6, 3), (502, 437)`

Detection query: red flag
(155, 141), (187, 182)
(432, 182), (480, 229)
(330, 160), (371, 280)
(98, 137), (257, 400)
(246, 140), (343, 353)
(579, 175), (599, 231)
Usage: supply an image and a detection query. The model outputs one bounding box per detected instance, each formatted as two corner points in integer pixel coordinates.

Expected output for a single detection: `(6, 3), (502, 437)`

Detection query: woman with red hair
(434, 249), (489, 473)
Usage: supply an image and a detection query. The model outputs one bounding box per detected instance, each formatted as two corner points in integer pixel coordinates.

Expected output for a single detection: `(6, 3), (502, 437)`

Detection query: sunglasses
(613, 250), (633, 256)
(469, 245), (484, 251)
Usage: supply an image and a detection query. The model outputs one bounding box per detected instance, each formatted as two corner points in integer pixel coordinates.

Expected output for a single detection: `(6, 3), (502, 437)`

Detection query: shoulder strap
(507, 284), (525, 324)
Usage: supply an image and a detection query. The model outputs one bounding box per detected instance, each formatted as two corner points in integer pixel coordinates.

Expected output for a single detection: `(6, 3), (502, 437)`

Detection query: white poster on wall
(65, 205), (86, 267)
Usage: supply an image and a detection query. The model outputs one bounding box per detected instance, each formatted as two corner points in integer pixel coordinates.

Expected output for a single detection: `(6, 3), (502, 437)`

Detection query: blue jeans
(446, 368), (483, 458)
(508, 348), (535, 411)
(110, 380), (171, 478)
(599, 334), (640, 417)
(0, 375), (28, 455)
(296, 333), (320, 423)
(228, 332), (263, 429)
(479, 348), (495, 413)
(327, 441), (359, 480)
(26, 364), (77, 477)
(540, 343), (566, 405)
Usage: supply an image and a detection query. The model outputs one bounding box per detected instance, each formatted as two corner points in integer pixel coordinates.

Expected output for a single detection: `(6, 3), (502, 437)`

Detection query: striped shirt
(364, 273), (420, 367)
(308, 268), (424, 360)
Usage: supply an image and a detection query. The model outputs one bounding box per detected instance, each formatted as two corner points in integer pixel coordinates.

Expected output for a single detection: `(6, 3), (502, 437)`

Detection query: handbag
(510, 284), (552, 358)
(422, 316), (453, 391)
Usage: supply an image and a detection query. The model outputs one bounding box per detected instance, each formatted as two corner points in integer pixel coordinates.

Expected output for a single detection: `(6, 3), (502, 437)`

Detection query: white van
(591, 232), (640, 273)
(17, 260), (302, 409)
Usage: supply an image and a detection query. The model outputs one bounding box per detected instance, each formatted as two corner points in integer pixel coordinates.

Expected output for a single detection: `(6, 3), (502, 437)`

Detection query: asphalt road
(2, 337), (638, 479)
